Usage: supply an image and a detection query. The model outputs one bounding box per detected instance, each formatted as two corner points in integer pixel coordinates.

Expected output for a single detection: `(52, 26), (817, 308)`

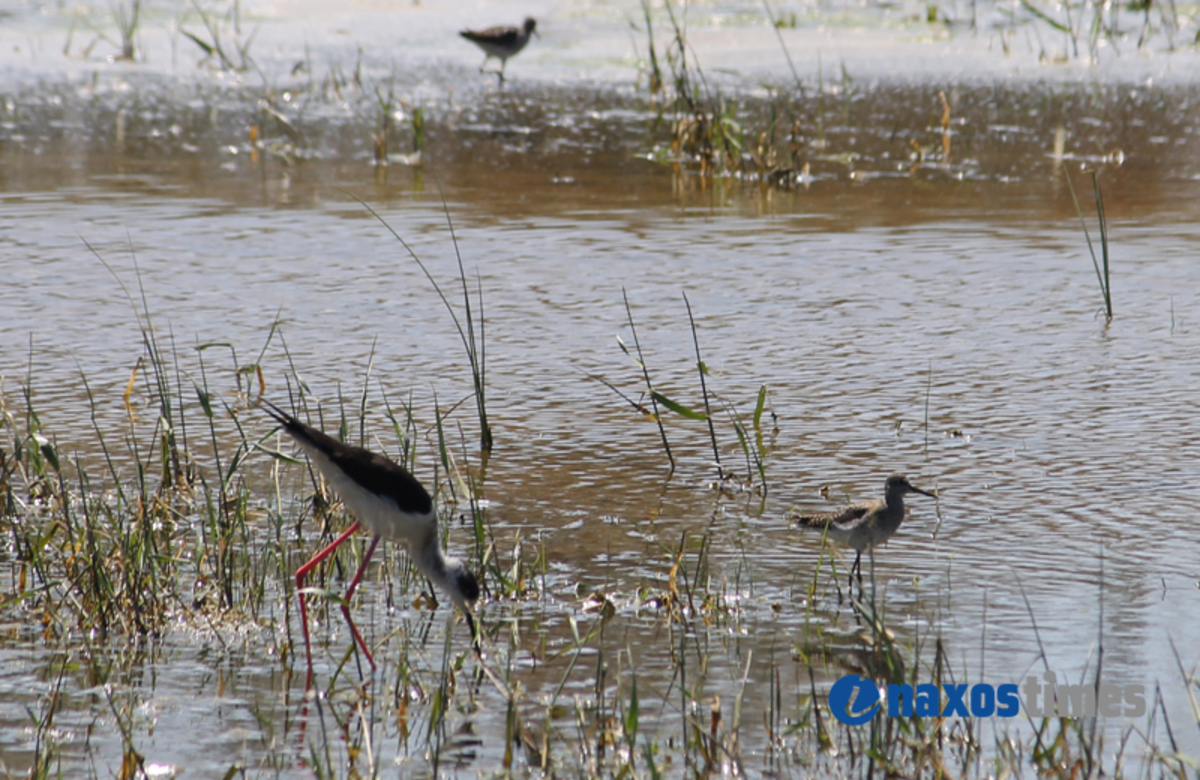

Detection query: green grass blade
(651, 391), (707, 421)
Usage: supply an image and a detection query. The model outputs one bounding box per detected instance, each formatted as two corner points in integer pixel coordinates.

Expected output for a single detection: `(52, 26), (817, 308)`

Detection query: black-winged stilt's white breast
(459, 17), (537, 82)
(260, 399), (479, 688)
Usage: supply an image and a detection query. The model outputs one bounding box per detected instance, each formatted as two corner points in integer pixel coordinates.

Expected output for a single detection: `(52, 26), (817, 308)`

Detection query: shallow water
(3, 0), (1200, 776)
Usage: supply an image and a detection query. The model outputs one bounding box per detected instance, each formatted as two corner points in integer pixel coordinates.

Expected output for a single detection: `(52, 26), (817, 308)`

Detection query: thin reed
(349, 193), (493, 454)
(1064, 168), (1113, 321)
(618, 287), (675, 470)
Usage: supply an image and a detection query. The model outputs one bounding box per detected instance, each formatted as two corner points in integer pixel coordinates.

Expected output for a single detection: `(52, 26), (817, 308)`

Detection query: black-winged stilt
(260, 399), (480, 688)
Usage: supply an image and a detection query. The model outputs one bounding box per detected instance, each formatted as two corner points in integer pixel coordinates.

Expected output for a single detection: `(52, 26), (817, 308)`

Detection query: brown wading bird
(459, 17), (538, 83)
(259, 398), (480, 689)
(792, 474), (937, 591)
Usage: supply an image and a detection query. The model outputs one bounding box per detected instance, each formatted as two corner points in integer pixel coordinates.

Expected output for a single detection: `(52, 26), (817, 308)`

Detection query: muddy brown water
(3, 0), (1200, 775)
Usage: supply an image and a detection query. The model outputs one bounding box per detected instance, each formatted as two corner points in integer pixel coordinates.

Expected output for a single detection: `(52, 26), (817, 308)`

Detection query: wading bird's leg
(340, 534), (382, 670)
(295, 521), (362, 689)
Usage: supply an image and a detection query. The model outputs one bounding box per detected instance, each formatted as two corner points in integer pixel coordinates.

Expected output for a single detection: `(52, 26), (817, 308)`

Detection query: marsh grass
(112, 0), (142, 61)
(639, 0), (822, 187)
(65, 0), (141, 61)
(634, 3), (1173, 191)
(634, 0), (665, 95)
(0, 242), (496, 770)
(600, 291), (772, 492)
(8, 358), (1191, 780)
(3, 370), (1197, 780)
(618, 287), (675, 470)
(370, 83), (397, 167)
(640, 0), (746, 176)
(350, 194), (493, 454)
(1064, 168), (1113, 321)
(720, 390), (770, 496)
(180, 0), (258, 72)
(1014, 0), (1183, 59)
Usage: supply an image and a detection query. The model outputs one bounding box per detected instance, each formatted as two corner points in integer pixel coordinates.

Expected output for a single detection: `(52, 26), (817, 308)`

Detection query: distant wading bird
(260, 399), (480, 688)
(792, 474), (937, 590)
(460, 17), (537, 83)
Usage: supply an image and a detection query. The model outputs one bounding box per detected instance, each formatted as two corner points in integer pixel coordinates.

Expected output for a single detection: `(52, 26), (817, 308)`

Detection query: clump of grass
(180, 0), (258, 72)
(252, 98), (306, 165)
(371, 83), (395, 167)
(633, 0), (664, 95)
(406, 101), (426, 161)
(5, 350), (1198, 779)
(719, 384), (773, 496)
(0, 249), (292, 671)
(638, 0), (745, 176)
(636, 1), (824, 188)
(65, 0), (141, 61)
(580, 289), (683, 473)
(592, 291), (772, 492)
(112, 0), (141, 61)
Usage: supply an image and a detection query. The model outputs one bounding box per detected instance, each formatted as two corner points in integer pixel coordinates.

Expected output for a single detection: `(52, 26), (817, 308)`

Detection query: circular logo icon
(829, 675), (882, 725)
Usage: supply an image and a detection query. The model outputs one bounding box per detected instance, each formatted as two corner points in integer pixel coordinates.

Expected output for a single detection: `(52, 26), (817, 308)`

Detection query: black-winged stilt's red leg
(340, 534), (382, 671)
(295, 521), (361, 689)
